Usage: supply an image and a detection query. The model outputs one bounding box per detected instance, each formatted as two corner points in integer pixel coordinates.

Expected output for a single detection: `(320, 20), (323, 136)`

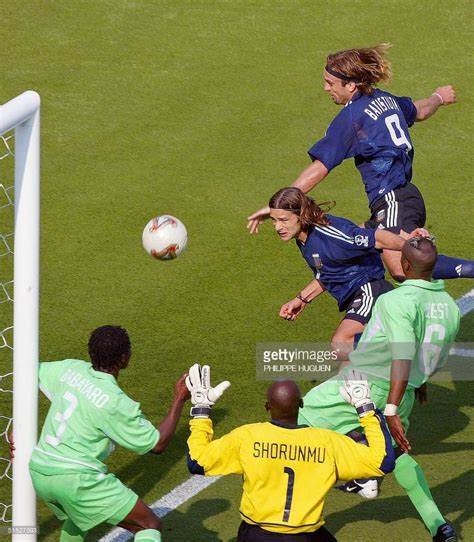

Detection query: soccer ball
(142, 215), (188, 260)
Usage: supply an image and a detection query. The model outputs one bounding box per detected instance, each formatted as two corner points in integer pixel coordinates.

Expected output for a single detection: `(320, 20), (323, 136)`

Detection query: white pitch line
(449, 347), (474, 357)
(99, 475), (221, 541)
(457, 288), (474, 316)
(100, 288), (474, 541)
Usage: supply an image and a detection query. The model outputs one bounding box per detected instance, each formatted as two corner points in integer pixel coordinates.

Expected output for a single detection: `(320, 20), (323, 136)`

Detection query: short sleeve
(396, 96), (417, 127)
(325, 219), (378, 256)
(345, 223), (377, 254)
(100, 395), (160, 455)
(308, 110), (357, 170)
(38, 361), (63, 401)
(378, 294), (416, 360)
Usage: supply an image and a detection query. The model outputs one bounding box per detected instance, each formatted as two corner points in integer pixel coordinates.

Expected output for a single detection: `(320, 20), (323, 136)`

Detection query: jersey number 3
(45, 391), (79, 447)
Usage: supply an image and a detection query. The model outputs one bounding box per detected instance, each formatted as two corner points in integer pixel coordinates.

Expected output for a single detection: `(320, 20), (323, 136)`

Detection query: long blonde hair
(326, 44), (393, 95)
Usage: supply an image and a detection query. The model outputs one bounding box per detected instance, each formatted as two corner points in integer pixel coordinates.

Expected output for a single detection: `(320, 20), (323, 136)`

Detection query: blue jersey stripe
(314, 226), (354, 244)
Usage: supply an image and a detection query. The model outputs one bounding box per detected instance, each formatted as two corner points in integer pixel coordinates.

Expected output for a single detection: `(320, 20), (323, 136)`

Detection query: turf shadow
(325, 470), (473, 541)
(408, 381), (472, 455)
(160, 498), (231, 541)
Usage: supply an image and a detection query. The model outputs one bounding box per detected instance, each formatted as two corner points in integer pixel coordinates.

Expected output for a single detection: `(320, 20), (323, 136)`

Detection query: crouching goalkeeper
(186, 365), (395, 542)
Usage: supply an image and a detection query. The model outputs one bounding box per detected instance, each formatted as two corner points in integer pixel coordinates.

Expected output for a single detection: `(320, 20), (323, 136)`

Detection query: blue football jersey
(297, 215), (385, 310)
(308, 89), (417, 208)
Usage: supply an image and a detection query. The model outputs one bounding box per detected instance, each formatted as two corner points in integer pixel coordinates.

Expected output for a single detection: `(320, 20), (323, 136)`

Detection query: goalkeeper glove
(186, 363), (231, 418)
(339, 369), (375, 417)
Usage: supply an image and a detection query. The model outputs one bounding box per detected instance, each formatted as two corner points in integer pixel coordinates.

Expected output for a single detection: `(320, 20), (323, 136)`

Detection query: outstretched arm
(187, 419), (243, 475)
(334, 370), (395, 479)
(186, 364), (239, 475)
(384, 359), (411, 454)
(291, 159), (329, 194)
(279, 279), (325, 321)
(414, 85), (456, 122)
(151, 374), (190, 454)
(247, 161), (329, 234)
(374, 229), (405, 251)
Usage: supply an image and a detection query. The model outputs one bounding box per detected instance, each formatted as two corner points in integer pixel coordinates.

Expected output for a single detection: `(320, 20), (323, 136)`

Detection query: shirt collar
(270, 419), (308, 429)
(88, 365), (118, 383)
(399, 279), (445, 291)
(347, 90), (362, 104)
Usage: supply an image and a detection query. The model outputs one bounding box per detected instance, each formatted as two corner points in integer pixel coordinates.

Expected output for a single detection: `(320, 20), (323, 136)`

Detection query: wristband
(190, 406), (212, 418)
(431, 92), (444, 105)
(384, 403), (398, 416)
(296, 294), (311, 304)
(356, 402), (376, 417)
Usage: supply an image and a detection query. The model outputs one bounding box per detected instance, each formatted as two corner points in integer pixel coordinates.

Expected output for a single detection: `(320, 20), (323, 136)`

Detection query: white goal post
(0, 91), (40, 541)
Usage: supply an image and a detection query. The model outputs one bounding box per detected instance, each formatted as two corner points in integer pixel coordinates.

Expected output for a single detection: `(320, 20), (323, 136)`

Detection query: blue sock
(433, 254), (474, 279)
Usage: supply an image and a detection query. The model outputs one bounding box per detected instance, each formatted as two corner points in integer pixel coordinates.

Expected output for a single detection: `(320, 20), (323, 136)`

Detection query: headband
(324, 64), (361, 83)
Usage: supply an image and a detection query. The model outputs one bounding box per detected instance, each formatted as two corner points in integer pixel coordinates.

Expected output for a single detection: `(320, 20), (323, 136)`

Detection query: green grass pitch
(1, 1), (473, 540)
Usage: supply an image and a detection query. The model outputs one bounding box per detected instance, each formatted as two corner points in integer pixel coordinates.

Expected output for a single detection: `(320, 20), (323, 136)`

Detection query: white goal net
(0, 91), (40, 541)
(0, 133), (14, 527)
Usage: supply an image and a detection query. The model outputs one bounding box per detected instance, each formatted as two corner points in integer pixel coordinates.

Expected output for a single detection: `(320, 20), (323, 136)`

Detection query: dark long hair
(269, 187), (334, 231)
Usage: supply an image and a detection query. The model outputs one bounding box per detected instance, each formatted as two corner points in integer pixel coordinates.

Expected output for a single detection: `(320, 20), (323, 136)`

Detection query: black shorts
(364, 183), (426, 234)
(343, 279), (394, 325)
(237, 522), (337, 542)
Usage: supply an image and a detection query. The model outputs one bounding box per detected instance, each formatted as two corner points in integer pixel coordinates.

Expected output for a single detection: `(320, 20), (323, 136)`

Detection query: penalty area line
(100, 288), (474, 541)
(457, 288), (474, 317)
(99, 475), (221, 541)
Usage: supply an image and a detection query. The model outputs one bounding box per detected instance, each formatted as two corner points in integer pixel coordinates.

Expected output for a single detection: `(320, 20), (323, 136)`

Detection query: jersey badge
(312, 253), (322, 279)
(355, 235), (369, 247)
(312, 253), (323, 269)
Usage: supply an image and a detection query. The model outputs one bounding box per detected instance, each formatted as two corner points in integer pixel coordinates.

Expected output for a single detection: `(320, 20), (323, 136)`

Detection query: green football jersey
(30, 359), (160, 475)
(349, 279), (460, 389)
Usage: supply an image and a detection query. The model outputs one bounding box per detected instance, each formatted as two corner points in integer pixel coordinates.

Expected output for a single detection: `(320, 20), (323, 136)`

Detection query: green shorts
(29, 469), (138, 532)
(298, 378), (415, 443)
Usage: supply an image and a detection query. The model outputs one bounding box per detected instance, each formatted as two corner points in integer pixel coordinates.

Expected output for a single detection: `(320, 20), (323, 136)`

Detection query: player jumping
(248, 44), (473, 282)
(269, 187), (426, 366)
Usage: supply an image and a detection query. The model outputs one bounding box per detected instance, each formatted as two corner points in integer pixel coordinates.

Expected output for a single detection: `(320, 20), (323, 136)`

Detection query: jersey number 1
(282, 466), (295, 522)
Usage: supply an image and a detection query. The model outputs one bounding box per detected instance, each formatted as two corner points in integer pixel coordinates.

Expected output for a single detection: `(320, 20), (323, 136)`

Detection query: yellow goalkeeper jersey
(188, 411), (394, 534)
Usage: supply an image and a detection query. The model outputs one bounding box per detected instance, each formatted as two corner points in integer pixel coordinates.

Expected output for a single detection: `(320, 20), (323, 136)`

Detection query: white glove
(340, 369), (375, 417)
(186, 363), (231, 418)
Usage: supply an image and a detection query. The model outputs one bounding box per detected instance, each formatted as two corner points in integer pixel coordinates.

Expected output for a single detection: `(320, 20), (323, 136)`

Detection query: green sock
(394, 453), (445, 536)
(134, 529), (162, 542)
(60, 519), (88, 542)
